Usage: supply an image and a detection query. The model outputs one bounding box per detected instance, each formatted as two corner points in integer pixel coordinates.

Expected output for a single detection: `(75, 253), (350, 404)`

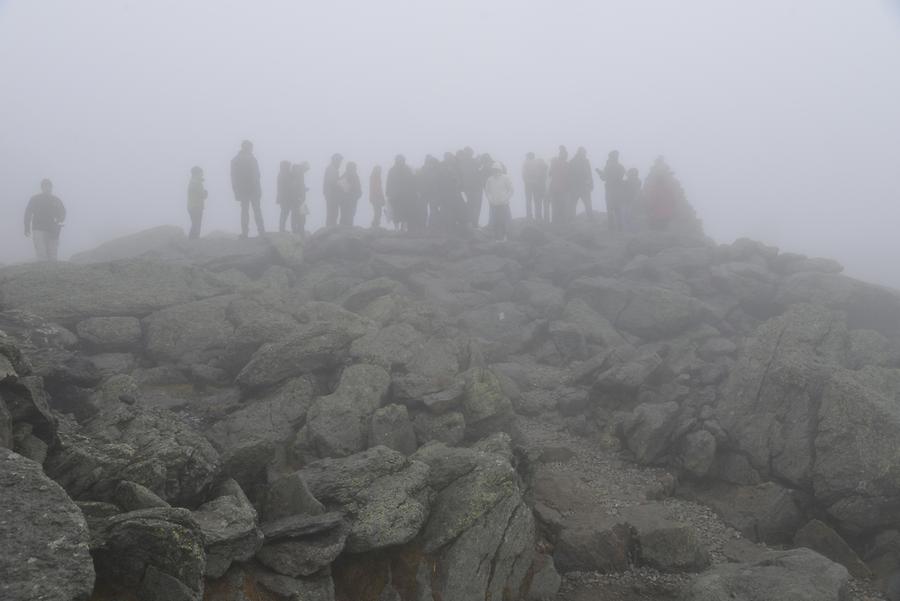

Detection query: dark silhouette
(186, 166), (207, 239)
(522, 152), (548, 221)
(323, 153), (343, 227)
(596, 150), (626, 232)
(369, 165), (385, 228)
(622, 167), (642, 232)
(277, 160), (307, 234)
(24, 178), (66, 261)
(418, 155), (441, 229)
(386, 155), (418, 232)
(548, 145), (570, 223)
(338, 161), (362, 226)
(230, 140), (265, 238)
(485, 162), (513, 241)
(435, 153), (468, 234)
(291, 162), (310, 235)
(569, 147), (594, 218)
(459, 147), (483, 226)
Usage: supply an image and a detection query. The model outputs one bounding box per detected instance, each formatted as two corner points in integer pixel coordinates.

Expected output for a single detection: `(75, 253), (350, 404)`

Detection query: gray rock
(592, 350), (662, 409)
(412, 411), (466, 446)
(88, 352), (137, 378)
(112, 480), (170, 511)
(623, 504), (711, 572)
(621, 401), (681, 464)
(76, 316), (143, 351)
(299, 446), (431, 552)
(261, 473), (325, 522)
(681, 429), (717, 478)
(681, 547), (849, 601)
(256, 523), (348, 577)
(305, 364), (391, 458)
(461, 367), (513, 437)
(0, 450), (95, 601)
(368, 404), (417, 455)
(617, 285), (701, 340)
(143, 295), (236, 363)
(92, 507), (205, 601)
(562, 298), (628, 347)
(70, 225), (187, 263)
(260, 512), (344, 541)
(794, 519), (870, 579)
(348, 322), (424, 369)
(548, 321), (589, 361)
(252, 567), (335, 601)
(553, 514), (634, 573)
(193, 480), (263, 578)
(526, 554), (562, 601)
(0, 397), (10, 449)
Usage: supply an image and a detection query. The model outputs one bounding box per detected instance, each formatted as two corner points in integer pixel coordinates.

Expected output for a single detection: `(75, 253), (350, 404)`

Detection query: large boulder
(142, 295), (236, 363)
(70, 225), (186, 263)
(0, 449), (95, 601)
(192, 480), (263, 579)
(298, 446), (431, 553)
(76, 316), (143, 351)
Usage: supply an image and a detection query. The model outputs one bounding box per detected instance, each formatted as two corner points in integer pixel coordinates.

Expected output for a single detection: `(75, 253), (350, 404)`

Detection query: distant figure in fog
(369, 165), (385, 227)
(186, 166), (207, 239)
(436, 153), (468, 235)
(548, 145), (570, 224)
(596, 150), (626, 232)
(485, 162), (514, 241)
(522, 152), (548, 221)
(231, 140), (265, 238)
(277, 160), (306, 234)
(459, 147), (483, 226)
(338, 161), (362, 226)
(291, 162), (310, 235)
(569, 147), (594, 218)
(386, 155), (417, 232)
(323, 153), (343, 227)
(24, 178), (66, 261)
(643, 156), (678, 231)
(622, 168), (642, 232)
(418, 155), (441, 229)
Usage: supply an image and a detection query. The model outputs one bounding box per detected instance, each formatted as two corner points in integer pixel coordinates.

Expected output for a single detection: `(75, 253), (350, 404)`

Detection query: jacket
(230, 151), (261, 201)
(25, 193), (66, 235)
(484, 173), (514, 206)
(187, 178), (208, 211)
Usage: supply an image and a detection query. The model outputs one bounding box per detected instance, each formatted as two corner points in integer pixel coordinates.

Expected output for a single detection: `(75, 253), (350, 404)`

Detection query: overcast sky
(2, 1), (899, 285)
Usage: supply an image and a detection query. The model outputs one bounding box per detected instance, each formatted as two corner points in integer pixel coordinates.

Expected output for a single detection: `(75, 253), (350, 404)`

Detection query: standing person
(522, 152), (548, 221)
(485, 162), (514, 241)
(291, 162), (311, 235)
(24, 178), (66, 261)
(459, 147), (483, 226)
(622, 168), (642, 232)
(386, 155), (418, 232)
(276, 160), (296, 233)
(436, 153), (468, 235)
(548, 145), (570, 224)
(338, 162), (362, 226)
(186, 167), (207, 239)
(369, 165), (386, 227)
(596, 150), (626, 232)
(231, 140), (265, 238)
(418, 155), (441, 228)
(323, 153), (343, 227)
(569, 147), (594, 218)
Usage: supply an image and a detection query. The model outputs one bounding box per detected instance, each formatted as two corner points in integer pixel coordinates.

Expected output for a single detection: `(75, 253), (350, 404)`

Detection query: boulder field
(1, 220), (898, 601)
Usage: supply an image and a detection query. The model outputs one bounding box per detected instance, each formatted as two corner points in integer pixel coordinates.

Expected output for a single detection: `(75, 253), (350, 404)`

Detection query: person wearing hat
(24, 178), (66, 261)
(323, 153), (344, 227)
(187, 166), (208, 239)
(230, 140), (265, 238)
(484, 162), (514, 241)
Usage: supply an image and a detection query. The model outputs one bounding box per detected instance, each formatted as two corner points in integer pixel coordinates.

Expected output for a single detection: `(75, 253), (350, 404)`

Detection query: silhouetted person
(291, 162), (310, 235)
(24, 178), (66, 261)
(338, 161), (362, 226)
(548, 145), (570, 223)
(596, 150), (626, 232)
(323, 153), (343, 227)
(569, 147), (594, 218)
(386, 155), (417, 232)
(522, 152), (548, 221)
(418, 155), (441, 228)
(186, 166), (207, 239)
(485, 162), (514, 241)
(277, 160), (306, 234)
(436, 153), (468, 234)
(231, 140), (265, 238)
(367, 165), (385, 228)
(644, 156), (678, 231)
(459, 147), (483, 226)
(622, 168), (642, 232)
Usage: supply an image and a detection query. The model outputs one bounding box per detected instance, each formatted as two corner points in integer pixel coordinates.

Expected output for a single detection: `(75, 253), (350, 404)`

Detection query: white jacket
(485, 174), (514, 206)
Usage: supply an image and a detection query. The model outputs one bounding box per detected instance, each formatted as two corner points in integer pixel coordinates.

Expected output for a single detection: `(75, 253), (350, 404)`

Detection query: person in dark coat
(522, 152), (548, 221)
(24, 178), (66, 261)
(458, 147), (483, 226)
(291, 162), (310, 235)
(386, 155), (418, 232)
(596, 150), (626, 232)
(436, 153), (468, 235)
(417, 155), (441, 229)
(548, 145), (570, 224)
(338, 161), (362, 226)
(186, 167), (207, 239)
(569, 147), (594, 218)
(323, 153), (343, 227)
(231, 140), (265, 238)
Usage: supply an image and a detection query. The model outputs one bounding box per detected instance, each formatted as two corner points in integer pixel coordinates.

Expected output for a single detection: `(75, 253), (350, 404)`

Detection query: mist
(2, 0), (899, 286)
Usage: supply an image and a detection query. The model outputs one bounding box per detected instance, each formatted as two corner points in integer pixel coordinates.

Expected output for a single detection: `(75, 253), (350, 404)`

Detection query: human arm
(24, 199), (33, 236)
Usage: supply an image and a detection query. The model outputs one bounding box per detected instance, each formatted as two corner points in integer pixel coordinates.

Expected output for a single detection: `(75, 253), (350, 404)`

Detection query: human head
(331, 153), (343, 166)
(241, 140), (253, 153)
(526, 152), (535, 160)
(40, 178), (53, 193)
(492, 162), (503, 174)
(372, 165), (382, 174)
(190, 166), (203, 178)
(576, 147), (586, 158)
(558, 146), (568, 160)
(609, 150), (620, 161)
(294, 161), (310, 173)
(627, 168), (639, 179)
(280, 160), (291, 171)
(395, 154), (406, 166)
(464, 146), (475, 158)
(346, 161), (357, 173)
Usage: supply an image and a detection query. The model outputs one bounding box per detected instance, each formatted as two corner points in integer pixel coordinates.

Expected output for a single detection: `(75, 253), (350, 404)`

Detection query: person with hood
(595, 150), (626, 232)
(186, 166), (208, 239)
(386, 155), (418, 232)
(338, 161), (362, 226)
(569, 147), (594, 218)
(230, 140), (265, 238)
(522, 152), (548, 221)
(323, 153), (343, 227)
(369, 165), (386, 228)
(24, 178), (66, 261)
(548, 145), (570, 224)
(291, 162), (311, 235)
(485, 162), (514, 241)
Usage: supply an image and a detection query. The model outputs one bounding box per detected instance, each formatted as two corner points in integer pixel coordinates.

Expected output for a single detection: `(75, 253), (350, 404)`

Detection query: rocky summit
(2, 219), (899, 601)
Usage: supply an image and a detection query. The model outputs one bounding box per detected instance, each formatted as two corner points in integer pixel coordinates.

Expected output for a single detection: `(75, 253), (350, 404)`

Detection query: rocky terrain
(2, 218), (900, 601)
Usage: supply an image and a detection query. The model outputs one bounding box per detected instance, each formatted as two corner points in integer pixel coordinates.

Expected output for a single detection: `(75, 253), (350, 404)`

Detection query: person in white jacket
(484, 162), (514, 241)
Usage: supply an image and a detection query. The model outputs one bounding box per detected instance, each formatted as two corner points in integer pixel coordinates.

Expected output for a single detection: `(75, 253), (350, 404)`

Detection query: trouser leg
(291, 207), (302, 234)
(250, 198), (265, 235)
(583, 191), (593, 217)
(33, 231), (48, 261)
(525, 186), (534, 219)
(372, 205), (382, 227)
(189, 208), (202, 239)
(326, 197), (338, 226)
(279, 205), (289, 232)
(240, 200), (250, 237)
(47, 235), (59, 261)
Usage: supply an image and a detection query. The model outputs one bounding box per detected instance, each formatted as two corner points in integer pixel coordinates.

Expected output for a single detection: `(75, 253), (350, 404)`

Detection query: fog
(2, 1), (899, 285)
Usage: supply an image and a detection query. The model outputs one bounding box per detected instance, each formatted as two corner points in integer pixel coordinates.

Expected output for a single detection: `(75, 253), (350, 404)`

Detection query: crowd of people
(21, 140), (697, 261)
